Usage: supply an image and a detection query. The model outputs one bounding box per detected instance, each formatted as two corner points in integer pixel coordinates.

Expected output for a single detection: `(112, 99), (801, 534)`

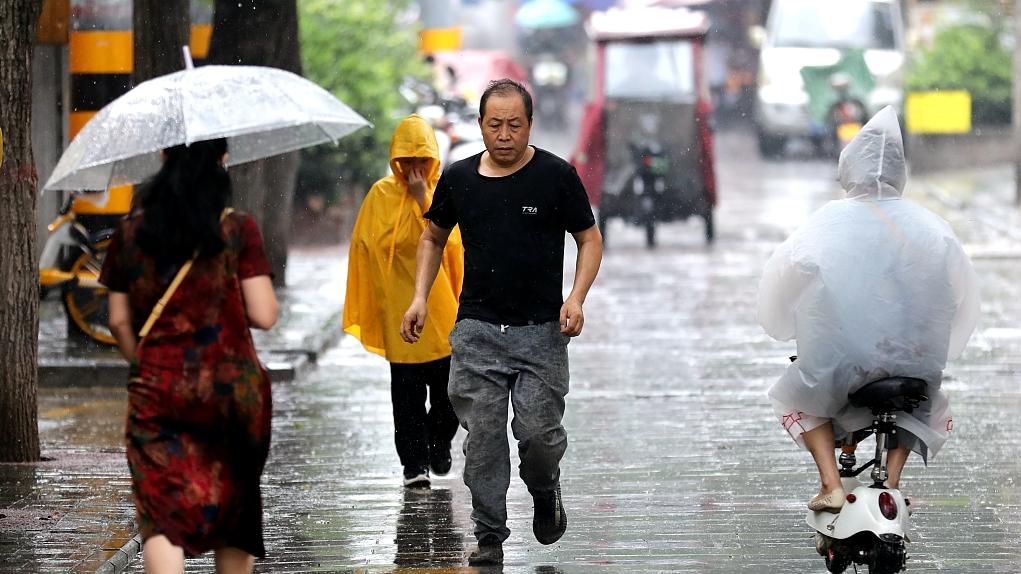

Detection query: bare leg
(884, 445), (911, 489)
(214, 547), (255, 574)
(143, 535), (185, 574)
(802, 422), (842, 495)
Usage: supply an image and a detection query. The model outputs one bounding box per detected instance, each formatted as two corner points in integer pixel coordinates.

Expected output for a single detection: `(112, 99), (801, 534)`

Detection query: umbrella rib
(268, 73), (320, 129)
(312, 120), (339, 146)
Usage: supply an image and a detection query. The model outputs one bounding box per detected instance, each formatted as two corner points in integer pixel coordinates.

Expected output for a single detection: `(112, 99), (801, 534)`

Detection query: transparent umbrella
(44, 64), (371, 191)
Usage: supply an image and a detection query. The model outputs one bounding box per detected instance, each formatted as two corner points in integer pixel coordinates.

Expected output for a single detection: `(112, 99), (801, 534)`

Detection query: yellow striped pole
(67, 0), (213, 215)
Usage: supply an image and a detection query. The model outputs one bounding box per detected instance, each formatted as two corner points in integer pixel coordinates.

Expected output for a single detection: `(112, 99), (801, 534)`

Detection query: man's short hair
(479, 79), (533, 124)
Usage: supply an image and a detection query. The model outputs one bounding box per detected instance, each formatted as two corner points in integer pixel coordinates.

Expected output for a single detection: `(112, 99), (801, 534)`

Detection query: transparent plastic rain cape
(757, 107), (980, 459)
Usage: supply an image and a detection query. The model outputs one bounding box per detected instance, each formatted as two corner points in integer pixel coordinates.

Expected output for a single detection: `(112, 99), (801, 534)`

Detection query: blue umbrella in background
(516, 0), (580, 29)
(564, 0), (616, 11)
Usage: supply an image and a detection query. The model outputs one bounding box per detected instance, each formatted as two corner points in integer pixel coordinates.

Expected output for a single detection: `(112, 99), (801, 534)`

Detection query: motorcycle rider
(757, 106), (980, 512)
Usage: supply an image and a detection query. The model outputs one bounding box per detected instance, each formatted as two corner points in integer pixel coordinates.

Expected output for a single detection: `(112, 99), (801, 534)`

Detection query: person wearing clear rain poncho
(343, 114), (464, 488)
(757, 106), (980, 512)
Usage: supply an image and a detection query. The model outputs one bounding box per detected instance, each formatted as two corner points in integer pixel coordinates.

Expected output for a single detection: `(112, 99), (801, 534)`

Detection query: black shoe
(429, 443), (452, 476)
(532, 483), (567, 545)
(402, 467), (430, 488)
(467, 533), (503, 566)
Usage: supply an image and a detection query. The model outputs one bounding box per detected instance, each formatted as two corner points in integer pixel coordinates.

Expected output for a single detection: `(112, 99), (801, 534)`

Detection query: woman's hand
(407, 167), (427, 205)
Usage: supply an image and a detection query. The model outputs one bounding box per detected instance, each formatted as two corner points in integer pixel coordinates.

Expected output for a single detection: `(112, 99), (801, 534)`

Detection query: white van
(753, 0), (905, 156)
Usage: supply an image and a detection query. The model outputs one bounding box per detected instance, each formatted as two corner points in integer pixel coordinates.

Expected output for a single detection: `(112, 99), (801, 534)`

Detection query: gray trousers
(448, 319), (570, 542)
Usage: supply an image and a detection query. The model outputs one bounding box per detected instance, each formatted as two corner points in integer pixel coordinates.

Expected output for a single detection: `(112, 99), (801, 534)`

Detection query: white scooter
(807, 376), (927, 574)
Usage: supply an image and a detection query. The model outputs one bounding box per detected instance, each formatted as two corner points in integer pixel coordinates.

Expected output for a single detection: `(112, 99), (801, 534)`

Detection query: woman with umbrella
(46, 61), (370, 570)
(100, 138), (278, 573)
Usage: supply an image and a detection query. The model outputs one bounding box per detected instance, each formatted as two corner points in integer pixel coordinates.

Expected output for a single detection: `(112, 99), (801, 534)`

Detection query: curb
(94, 535), (142, 574)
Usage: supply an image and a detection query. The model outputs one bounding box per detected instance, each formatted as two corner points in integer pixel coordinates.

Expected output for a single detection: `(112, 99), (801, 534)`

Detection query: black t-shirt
(426, 146), (595, 325)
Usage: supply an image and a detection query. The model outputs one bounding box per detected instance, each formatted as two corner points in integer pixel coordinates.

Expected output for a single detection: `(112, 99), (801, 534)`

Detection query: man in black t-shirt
(400, 79), (602, 566)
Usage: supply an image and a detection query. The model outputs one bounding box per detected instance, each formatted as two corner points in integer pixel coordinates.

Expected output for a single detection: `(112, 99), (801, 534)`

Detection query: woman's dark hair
(479, 78), (533, 124)
(134, 138), (231, 264)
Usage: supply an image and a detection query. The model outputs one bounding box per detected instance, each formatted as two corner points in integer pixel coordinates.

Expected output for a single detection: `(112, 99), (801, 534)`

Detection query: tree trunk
(132, 0), (189, 85)
(0, 1), (43, 462)
(208, 0), (302, 285)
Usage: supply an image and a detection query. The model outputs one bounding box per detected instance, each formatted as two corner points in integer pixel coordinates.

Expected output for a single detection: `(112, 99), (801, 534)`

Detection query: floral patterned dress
(99, 212), (273, 558)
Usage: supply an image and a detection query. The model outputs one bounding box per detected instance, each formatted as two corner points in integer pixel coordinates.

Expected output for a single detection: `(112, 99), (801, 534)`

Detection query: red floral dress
(99, 212), (273, 558)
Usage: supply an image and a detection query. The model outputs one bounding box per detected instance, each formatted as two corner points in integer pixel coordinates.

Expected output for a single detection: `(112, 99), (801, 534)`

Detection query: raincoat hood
(343, 113), (463, 364)
(389, 114), (441, 188)
(837, 106), (907, 200)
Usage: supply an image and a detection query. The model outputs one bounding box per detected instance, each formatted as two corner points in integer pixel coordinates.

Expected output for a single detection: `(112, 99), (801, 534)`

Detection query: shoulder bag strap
(137, 208), (235, 339)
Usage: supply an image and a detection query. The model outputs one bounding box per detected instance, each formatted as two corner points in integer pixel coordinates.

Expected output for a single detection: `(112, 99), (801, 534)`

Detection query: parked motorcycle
(598, 138), (669, 248)
(400, 76), (484, 171)
(807, 375), (925, 574)
(530, 54), (570, 129)
(443, 99), (486, 170)
(39, 192), (117, 345)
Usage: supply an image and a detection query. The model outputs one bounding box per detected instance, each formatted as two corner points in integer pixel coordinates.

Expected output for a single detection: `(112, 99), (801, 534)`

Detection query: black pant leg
(425, 356), (460, 450)
(390, 361), (430, 470)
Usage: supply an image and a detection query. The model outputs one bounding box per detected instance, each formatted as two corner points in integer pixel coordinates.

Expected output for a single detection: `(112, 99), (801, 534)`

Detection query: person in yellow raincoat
(343, 114), (464, 488)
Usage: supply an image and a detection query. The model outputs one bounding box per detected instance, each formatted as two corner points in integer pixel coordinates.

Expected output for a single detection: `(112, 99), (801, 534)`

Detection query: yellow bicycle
(39, 188), (131, 346)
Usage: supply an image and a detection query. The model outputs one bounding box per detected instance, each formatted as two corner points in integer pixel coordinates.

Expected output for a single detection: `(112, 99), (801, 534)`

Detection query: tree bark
(208, 0), (302, 285)
(132, 0), (190, 85)
(0, 1), (43, 462)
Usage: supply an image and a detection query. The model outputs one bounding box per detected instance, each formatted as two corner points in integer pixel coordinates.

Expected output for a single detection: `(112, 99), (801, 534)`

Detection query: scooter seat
(848, 377), (928, 410)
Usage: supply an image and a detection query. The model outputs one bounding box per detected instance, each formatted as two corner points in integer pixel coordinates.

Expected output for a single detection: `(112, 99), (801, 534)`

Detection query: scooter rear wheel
(644, 219), (656, 249)
(868, 538), (907, 574)
(825, 547), (851, 573)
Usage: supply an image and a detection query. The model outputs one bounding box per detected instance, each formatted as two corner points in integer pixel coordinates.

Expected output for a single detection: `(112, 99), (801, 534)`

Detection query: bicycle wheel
(62, 239), (116, 346)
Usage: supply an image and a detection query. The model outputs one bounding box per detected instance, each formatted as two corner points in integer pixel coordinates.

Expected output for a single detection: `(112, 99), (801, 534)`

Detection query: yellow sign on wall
(906, 91), (972, 134)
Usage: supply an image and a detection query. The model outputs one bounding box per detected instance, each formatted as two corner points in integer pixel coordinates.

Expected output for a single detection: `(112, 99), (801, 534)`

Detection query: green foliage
(297, 0), (429, 201)
(906, 23), (1012, 125)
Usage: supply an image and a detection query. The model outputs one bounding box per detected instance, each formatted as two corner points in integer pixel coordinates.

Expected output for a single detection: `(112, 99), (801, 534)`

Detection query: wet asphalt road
(4, 127), (1021, 573)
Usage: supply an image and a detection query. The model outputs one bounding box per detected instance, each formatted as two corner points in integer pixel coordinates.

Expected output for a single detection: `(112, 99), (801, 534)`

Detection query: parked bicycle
(38, 191), (121, 345)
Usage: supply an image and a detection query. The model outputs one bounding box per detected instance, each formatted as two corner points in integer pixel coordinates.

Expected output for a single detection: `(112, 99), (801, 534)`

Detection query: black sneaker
(467, 533), (503, 566)
(532, 483), (567, 545)
(402, 467), (430, 488)
(430, 443), (452, 476)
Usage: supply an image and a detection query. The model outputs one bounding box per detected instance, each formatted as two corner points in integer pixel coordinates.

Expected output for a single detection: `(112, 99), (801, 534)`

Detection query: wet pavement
(3, 128), (1021, 573)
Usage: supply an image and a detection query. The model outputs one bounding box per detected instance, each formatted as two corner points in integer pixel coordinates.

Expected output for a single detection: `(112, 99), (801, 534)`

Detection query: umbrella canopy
(516, 0), (580, 29)
(44, 65), (371, 191)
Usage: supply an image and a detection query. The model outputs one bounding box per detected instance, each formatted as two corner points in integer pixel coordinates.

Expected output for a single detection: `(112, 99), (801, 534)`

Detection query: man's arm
(400, 221), (454, 343)
(560, 224), (603, 336)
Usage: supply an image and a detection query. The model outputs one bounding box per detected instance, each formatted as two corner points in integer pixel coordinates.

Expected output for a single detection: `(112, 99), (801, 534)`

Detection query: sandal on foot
(808, 487), (846, 513)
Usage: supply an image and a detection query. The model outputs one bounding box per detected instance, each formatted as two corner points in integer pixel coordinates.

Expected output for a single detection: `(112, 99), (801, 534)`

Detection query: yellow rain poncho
(343, 115), (463, 363)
